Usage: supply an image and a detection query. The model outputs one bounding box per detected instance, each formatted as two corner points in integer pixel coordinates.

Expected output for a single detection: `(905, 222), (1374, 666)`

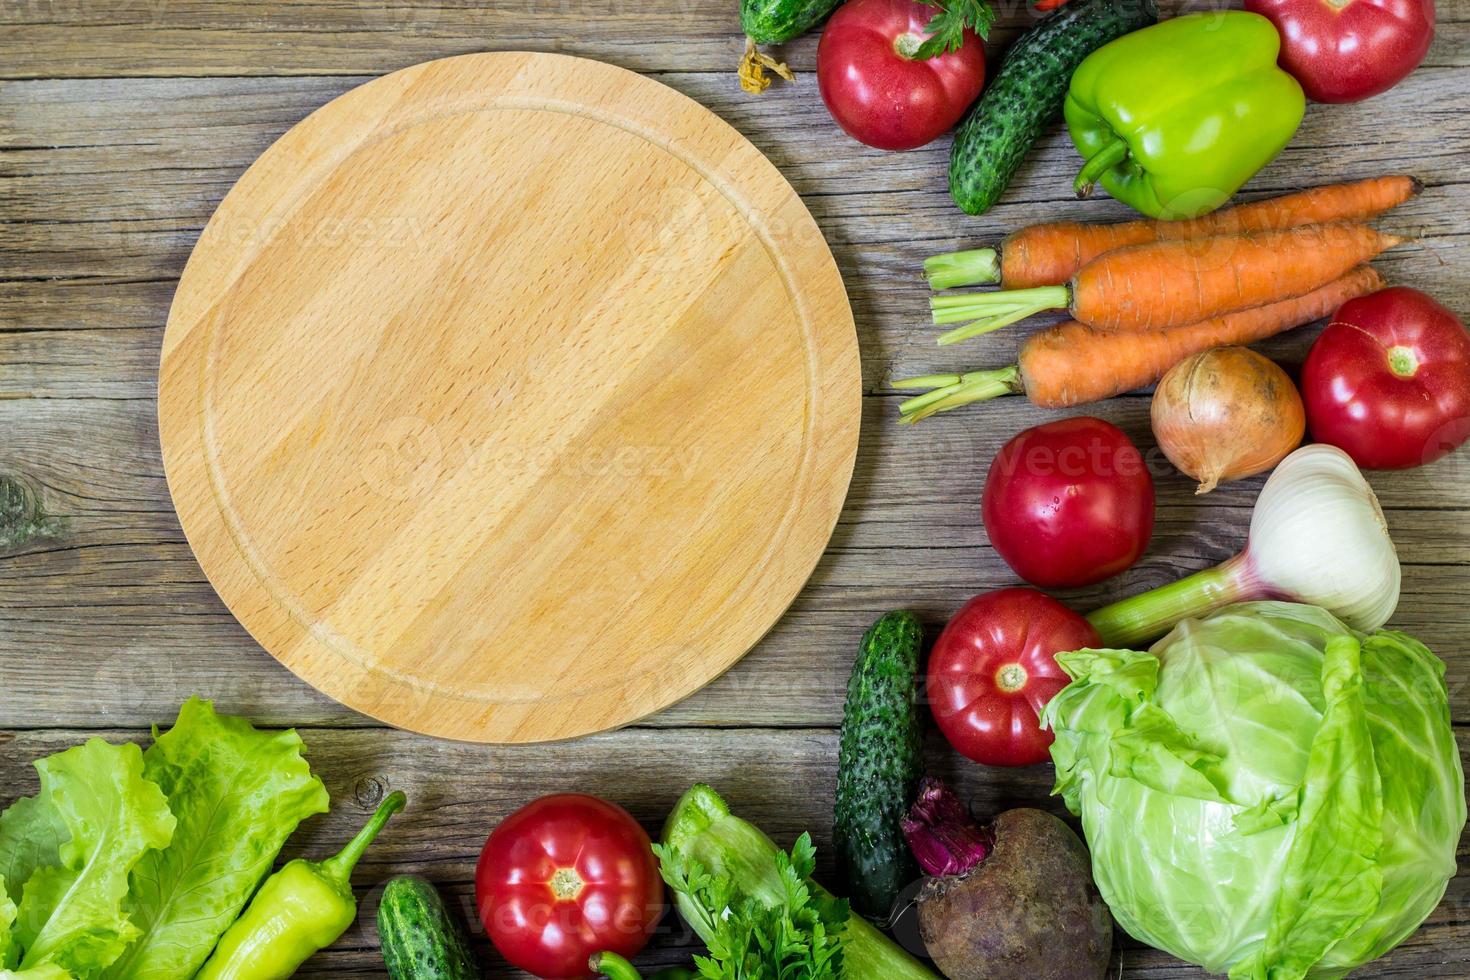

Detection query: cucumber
(378, 875), (479, 980)
(948, 0), (1158, 215)
(834, 610), (925, 920)
(740, 0), (843, 44)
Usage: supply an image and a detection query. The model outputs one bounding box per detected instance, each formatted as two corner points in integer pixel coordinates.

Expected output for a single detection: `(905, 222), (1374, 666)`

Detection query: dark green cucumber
(949, 0), (1158, 215)
(378, 875), (479, 980)
(834, 610), (924, 920)
(741, 0), (842, 44)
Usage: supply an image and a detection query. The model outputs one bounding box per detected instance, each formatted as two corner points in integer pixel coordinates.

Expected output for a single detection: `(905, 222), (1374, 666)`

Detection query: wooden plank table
(2, 1), (1467, 976)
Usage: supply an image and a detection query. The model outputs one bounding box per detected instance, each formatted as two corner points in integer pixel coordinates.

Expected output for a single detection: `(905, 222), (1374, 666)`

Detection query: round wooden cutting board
(158, 52), (860, 743)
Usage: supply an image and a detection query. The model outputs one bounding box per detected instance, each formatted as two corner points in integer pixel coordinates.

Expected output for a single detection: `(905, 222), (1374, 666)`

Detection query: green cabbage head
(1042, 601), (1464, 979)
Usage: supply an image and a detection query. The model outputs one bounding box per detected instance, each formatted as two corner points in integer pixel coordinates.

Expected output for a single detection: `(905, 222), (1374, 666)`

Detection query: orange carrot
(923, 175), (1420, 291)
(1002, 175), (1419, 288)
(1020, 266), (1385, 407)
(931, 224), (1402, 341)
(896, 266), (1384, 422)
(1075, 224), (1401, 332)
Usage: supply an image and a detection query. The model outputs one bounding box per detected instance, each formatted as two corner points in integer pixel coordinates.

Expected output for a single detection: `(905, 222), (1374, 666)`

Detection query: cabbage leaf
(1043, 601), (1465, 979)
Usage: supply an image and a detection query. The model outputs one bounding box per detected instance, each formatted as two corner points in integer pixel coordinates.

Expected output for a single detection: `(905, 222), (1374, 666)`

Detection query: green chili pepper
(590, 952), (697, 980)
(1064, 11), (1305, 219)
(196, 791), (407, 980)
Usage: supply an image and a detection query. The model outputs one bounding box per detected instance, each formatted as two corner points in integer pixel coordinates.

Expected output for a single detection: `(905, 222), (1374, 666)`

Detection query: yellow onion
(1151, 346), (1304, 493)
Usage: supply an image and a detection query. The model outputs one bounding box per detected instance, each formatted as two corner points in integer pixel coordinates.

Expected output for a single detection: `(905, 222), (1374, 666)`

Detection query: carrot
(895, 266), (1384, 422)
(923, 175), (1421, 290)
(1020, 266), (1385, 407)
(931, 223), (1402, 341)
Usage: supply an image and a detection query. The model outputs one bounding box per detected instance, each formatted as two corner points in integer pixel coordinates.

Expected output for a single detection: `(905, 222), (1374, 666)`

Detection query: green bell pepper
(1064, 11), (1305, 219)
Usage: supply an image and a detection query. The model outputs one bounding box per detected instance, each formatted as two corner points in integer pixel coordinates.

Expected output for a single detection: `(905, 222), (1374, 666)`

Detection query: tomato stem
(893, 32), (926, 59)
(995, 663), (1028, 692)
(550, 867), (585, 901)
(1387, 344), (1419, 378)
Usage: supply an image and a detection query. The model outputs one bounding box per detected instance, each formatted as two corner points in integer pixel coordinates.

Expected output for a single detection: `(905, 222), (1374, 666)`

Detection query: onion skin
(1152, 347), (1305, 494)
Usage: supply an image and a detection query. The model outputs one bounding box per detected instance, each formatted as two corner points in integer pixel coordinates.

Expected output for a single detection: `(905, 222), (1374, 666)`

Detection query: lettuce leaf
(0, 876), (17, 969)
(101, 698), (329, 980)
(0, 967), (74, 980)
(0, 797), (68, 915)
(10, 740), (174, 976)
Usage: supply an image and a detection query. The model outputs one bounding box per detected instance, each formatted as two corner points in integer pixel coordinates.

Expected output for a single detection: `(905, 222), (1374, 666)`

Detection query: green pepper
(196, 791), (407, 980)
(1064, 11), (1305, 219)
(589, 951), (698, 979)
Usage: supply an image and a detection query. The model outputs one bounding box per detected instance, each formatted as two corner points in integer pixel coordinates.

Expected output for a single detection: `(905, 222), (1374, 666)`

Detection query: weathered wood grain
(3, 69), (1467, 288)
(0, 725), (1465, 979)
(3, 1), (1470, 975)
(4, 395), (1470, 731)
(1, 0), (1464, 79)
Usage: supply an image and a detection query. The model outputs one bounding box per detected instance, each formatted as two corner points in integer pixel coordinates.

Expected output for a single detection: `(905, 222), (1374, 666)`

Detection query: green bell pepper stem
(893, 365), (1024, 423)
(195, 791), (408, 980)
(1086, 553), (1255, 647)
(924, 247), (1001, 290)
(1073, 136), (1130, 198)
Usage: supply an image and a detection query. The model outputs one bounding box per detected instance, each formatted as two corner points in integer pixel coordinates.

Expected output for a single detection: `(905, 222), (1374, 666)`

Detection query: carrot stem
(894, 365), (1023, 423)
(937, 306), (1039, 345)
(1074, 138), (1130, 198)
(928, 286), (1069, 336)
(924, 248), (1000, 290)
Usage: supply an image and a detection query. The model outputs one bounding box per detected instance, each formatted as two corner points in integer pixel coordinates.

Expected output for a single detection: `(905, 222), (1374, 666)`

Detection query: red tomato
(927, 588), (1100, 766)
(816, 0), (986, 151)
(1301, 287), (1470, 469)
(981, 417), (1154, 589)
(1244, 0), (1434, 103)
(476, 794), (664, 979)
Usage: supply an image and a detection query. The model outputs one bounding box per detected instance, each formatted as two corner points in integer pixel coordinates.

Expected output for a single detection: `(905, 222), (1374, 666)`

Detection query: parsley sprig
(914, 0), (996, 60)
(653, 833), (849, 980)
